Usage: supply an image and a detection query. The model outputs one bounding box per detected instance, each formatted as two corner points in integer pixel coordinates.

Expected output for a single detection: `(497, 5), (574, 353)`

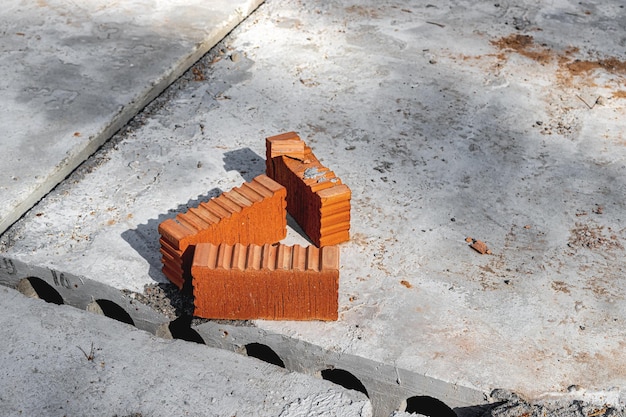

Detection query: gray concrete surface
(2, 0), (626, 415)
(0, 286), (371, 417)
(0, 0), (263, 235)
(0, 257), (479, 416)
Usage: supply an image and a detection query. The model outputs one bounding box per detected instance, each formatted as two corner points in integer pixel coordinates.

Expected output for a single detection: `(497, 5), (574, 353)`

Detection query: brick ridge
(193, 242), (339, 272)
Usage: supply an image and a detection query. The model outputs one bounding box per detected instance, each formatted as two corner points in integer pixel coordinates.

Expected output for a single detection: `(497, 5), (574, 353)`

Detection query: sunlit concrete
(2, 0), (626, 415)
(0, 0), (263, 234)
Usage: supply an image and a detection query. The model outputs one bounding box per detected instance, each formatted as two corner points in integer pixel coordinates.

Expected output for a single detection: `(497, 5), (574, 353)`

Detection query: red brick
(265, 134), (351, 247)
(192, 242), (339, 321)
(158, 174), (287, 288)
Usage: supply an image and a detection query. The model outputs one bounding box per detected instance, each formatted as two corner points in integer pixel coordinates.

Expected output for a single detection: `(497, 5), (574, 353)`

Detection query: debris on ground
(122, 283), (254, 327)
(567, 223), (623, 251)
(467, 237), (492, 255)
(481, 390), (625, 417)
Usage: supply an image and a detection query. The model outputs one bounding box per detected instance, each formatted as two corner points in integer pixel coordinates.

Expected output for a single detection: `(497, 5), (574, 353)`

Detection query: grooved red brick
(192, 242), (339, 321)
(157, 174), (287, 288)
(265, 133), (351, 247)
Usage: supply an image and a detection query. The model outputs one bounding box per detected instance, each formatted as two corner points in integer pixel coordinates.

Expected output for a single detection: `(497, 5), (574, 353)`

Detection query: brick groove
(157, 174), (287, 288)
(192, 242), (339, 320)
(265, 132), (351, 247)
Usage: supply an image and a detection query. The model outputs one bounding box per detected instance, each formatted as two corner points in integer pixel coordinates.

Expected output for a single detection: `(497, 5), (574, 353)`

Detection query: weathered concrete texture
(0, 0), (264, 235)
(484, 390), (625, 417)
(0, 286), (371, 417)
(0, 256), (475, 416)
(2, 0), (626, 415)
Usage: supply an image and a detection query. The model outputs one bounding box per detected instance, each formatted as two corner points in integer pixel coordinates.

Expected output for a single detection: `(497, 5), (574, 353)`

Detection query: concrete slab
(0, 286), (371, 417)
(0, 0), (263, 234)
(2, 0), (626, 415)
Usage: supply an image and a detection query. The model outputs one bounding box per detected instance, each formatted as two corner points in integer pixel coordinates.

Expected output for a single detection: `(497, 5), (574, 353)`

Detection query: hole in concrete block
(321, 368), (369, 397)
(244, 342), (285, 368)
(168, 315), (205, 344)
(87, 299), (135, 326)
(17, 277), (64, 305)
(404, 395), (457, 417)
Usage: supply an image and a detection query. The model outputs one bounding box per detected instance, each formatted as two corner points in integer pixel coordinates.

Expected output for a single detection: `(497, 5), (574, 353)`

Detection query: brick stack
(158, 133), (349, 321)
(265, 132), (351, 247)
(158, 174), (287, 288)
(192, 242), (339, 321)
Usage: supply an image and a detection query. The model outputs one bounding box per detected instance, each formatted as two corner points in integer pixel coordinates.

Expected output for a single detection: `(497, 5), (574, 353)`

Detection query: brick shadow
(223, 147), (265, 183)
(120, 188), (223, 285)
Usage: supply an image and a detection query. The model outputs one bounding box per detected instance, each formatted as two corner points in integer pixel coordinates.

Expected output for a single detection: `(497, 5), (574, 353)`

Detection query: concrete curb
(0, 255), (477, 416)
